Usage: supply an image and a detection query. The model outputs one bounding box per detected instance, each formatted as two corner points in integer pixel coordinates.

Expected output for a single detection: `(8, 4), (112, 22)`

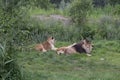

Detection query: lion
(35, 36), (57, 52)
(56, 39), (93, 56)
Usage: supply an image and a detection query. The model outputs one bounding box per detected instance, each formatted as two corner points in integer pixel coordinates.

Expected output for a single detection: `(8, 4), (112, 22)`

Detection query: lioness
(56, 39), (93, 56)
(35, 36), (57, 52)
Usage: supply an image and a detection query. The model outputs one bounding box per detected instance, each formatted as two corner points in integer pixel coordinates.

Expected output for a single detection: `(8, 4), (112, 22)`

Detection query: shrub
(0, 0), (31, 79)
(32, 0), (53, 9)
(92, 0), (108, 7)
(113, 4), (120, 15)
(108, 0), (120, 5)
(91, 15), (120, 40)
(69, 0), (92, 24)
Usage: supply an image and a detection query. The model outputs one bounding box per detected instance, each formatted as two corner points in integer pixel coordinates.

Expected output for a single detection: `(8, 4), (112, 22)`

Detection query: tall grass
(0, 42), (22, 80)
(28, 20), (82, 43)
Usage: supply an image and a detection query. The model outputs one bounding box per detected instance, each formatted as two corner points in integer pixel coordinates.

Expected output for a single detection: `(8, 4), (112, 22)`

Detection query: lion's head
(81, 39), (93, 54)
(47, 36), (55, 45)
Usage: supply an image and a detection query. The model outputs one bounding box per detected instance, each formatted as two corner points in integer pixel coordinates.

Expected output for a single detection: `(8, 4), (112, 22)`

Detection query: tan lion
(35, 36), (57, 52)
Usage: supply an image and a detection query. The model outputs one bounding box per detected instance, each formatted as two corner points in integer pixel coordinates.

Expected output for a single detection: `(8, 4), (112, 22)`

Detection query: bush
(69, 0), (92, 24)
(108, 0), (120, 5)
(92, 0), (108, 7)
(32, 0), (53, 9)
(113, 4), (120, 15)
(89, 15), (120, 40)
(0, 0), (31, 79)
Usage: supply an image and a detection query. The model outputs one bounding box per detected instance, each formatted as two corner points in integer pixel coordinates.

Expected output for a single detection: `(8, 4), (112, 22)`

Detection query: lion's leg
(51, 44), (58, 51)
(86, 53), (91, 56)
(41, 45), (47, 52)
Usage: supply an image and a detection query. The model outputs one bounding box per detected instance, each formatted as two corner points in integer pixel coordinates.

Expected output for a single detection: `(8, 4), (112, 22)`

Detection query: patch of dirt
(32, 14), (72, 26)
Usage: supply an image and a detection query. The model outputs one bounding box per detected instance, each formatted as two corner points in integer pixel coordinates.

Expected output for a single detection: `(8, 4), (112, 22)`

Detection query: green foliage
(30, 8), (64, 16)
(69, 0), (92, 24)
(0, 8), (31, 46)
(0, 0), (31, 79)
(32, 0), (53, 9)
(27, 20), (83, 43)
(59, 0), (66, 10)
(92, 0), (120, 7)
(0, 0), (28, 12)
(113, 4), (120, 15)
(108, 0), (120, 5)
(88, 14), (120, 40)
(50, 0), (71, 8)
(0, 7), (24, 78)
(92, 0), (108, 7)
(87, 4), (120, 40)
(0, 42), (22, 80)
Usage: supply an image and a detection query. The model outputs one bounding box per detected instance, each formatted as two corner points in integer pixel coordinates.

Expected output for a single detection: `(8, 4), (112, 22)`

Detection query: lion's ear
(47, 36), (53, 39)
(92, 44), (94, 47)
(51, 36), (54, 39)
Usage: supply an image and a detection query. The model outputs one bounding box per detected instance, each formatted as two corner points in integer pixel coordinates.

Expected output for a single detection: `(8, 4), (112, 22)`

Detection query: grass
(17, 40), (120, 80)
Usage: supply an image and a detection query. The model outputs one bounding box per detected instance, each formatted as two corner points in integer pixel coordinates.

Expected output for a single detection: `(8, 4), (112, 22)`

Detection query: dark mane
(72, 42), (86, 53)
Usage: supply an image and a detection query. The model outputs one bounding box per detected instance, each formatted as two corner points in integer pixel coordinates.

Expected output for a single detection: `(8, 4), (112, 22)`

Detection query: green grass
(17, 40), (120, 80)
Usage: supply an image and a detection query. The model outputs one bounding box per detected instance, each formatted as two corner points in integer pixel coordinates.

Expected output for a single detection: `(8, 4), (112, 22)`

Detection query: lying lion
(56, 39), (93, 56)
(35, 36), (57, 52)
